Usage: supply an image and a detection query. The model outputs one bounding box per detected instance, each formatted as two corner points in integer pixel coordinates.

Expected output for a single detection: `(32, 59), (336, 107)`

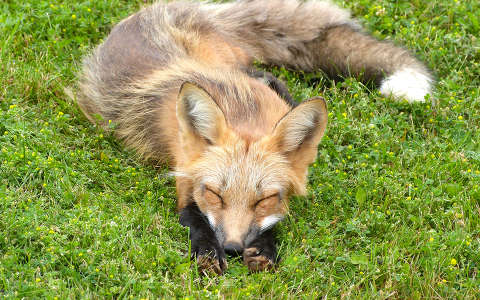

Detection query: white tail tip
(380, 67), (433, 103)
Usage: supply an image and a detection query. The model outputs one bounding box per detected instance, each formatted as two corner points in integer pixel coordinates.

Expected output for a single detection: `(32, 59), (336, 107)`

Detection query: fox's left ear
(177, 82), (228, 146)
(271, 97), (328, 164)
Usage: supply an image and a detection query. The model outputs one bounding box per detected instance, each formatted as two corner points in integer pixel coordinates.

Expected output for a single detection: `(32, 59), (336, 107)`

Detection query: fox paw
(196, 253), (227, 275)
(243, 247), (275, 272)
(192, 239), (227, 275)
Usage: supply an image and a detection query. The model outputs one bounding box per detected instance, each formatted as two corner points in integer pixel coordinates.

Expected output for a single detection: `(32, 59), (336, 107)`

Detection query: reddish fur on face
(185, 136), (292, 243)
(176, 92), (326, 246)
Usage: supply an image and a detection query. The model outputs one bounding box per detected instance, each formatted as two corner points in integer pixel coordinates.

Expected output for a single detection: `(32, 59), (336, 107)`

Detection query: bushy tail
(210, 0), (433, 102)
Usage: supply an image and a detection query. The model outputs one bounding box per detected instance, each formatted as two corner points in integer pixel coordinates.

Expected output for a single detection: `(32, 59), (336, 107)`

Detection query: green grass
(1, 0), (479, 298)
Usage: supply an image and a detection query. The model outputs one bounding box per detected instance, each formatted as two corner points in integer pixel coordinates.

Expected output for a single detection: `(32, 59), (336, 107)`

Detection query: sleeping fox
(77, 0), (433, 274)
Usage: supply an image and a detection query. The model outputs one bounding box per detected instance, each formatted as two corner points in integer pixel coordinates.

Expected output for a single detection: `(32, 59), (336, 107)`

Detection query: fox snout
(217, 220), (265, 256)
(216, 211), (262, 255)
(216, 226), (249, 255)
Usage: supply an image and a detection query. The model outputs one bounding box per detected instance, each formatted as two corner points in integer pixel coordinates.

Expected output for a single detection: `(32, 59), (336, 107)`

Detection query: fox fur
(77, 0), (433, 273)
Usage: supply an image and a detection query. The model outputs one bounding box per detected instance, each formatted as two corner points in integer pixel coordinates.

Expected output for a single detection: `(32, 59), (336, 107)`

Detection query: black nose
(224, 242), (243, 255)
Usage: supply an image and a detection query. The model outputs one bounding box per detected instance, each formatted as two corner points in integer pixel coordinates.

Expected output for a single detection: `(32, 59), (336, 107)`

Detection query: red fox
(77, 0), (433, 274)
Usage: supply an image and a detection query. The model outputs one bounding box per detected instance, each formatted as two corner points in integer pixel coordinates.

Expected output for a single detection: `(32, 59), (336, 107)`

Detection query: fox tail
(211, 0), (433, 102)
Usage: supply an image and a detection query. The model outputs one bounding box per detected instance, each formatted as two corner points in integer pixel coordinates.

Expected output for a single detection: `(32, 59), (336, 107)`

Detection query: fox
(76, 0), (433, 274)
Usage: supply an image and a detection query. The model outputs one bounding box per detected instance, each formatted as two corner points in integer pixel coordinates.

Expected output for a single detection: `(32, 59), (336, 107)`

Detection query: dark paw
(192, 241), (227, 275)
(196, 254), (227, 275)
(180, 202), (227, 275)
(243, 247), (275, 272)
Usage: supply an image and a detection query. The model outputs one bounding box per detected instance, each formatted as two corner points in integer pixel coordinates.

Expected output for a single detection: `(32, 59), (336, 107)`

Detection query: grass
(1, 0), (479, 298)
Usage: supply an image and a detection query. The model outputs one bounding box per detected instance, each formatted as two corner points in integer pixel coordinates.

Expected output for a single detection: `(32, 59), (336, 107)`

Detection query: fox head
(175, 82), (327, 252)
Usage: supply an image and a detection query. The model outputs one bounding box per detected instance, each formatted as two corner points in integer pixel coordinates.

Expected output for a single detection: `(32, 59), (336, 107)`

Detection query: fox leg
(179, 202), (227, 274)
(243, 229), (277, 272)
(246, 69), (297, 107)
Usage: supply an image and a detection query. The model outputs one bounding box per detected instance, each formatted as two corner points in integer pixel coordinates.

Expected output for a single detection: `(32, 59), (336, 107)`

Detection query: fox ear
(271, 97), (327, 162)
(177, 82), (227, 145)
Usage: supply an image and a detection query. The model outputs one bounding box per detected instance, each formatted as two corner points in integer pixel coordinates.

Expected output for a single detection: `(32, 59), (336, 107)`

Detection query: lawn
(1, 0), (479, 298)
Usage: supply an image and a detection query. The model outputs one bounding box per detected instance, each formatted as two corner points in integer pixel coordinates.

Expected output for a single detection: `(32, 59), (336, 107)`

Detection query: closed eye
(254, 193), (279, 207)
(205, 187), (224, 207)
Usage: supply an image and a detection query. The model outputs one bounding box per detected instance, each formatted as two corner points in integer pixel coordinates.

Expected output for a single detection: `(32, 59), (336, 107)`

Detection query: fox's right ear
(177, 82), (227, 146)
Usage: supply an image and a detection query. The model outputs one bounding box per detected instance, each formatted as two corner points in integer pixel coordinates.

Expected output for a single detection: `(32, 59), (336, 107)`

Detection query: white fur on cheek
(380, 67), (433, 103)
(206, 213), (216, 228)
(260, 214), (284, 232)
